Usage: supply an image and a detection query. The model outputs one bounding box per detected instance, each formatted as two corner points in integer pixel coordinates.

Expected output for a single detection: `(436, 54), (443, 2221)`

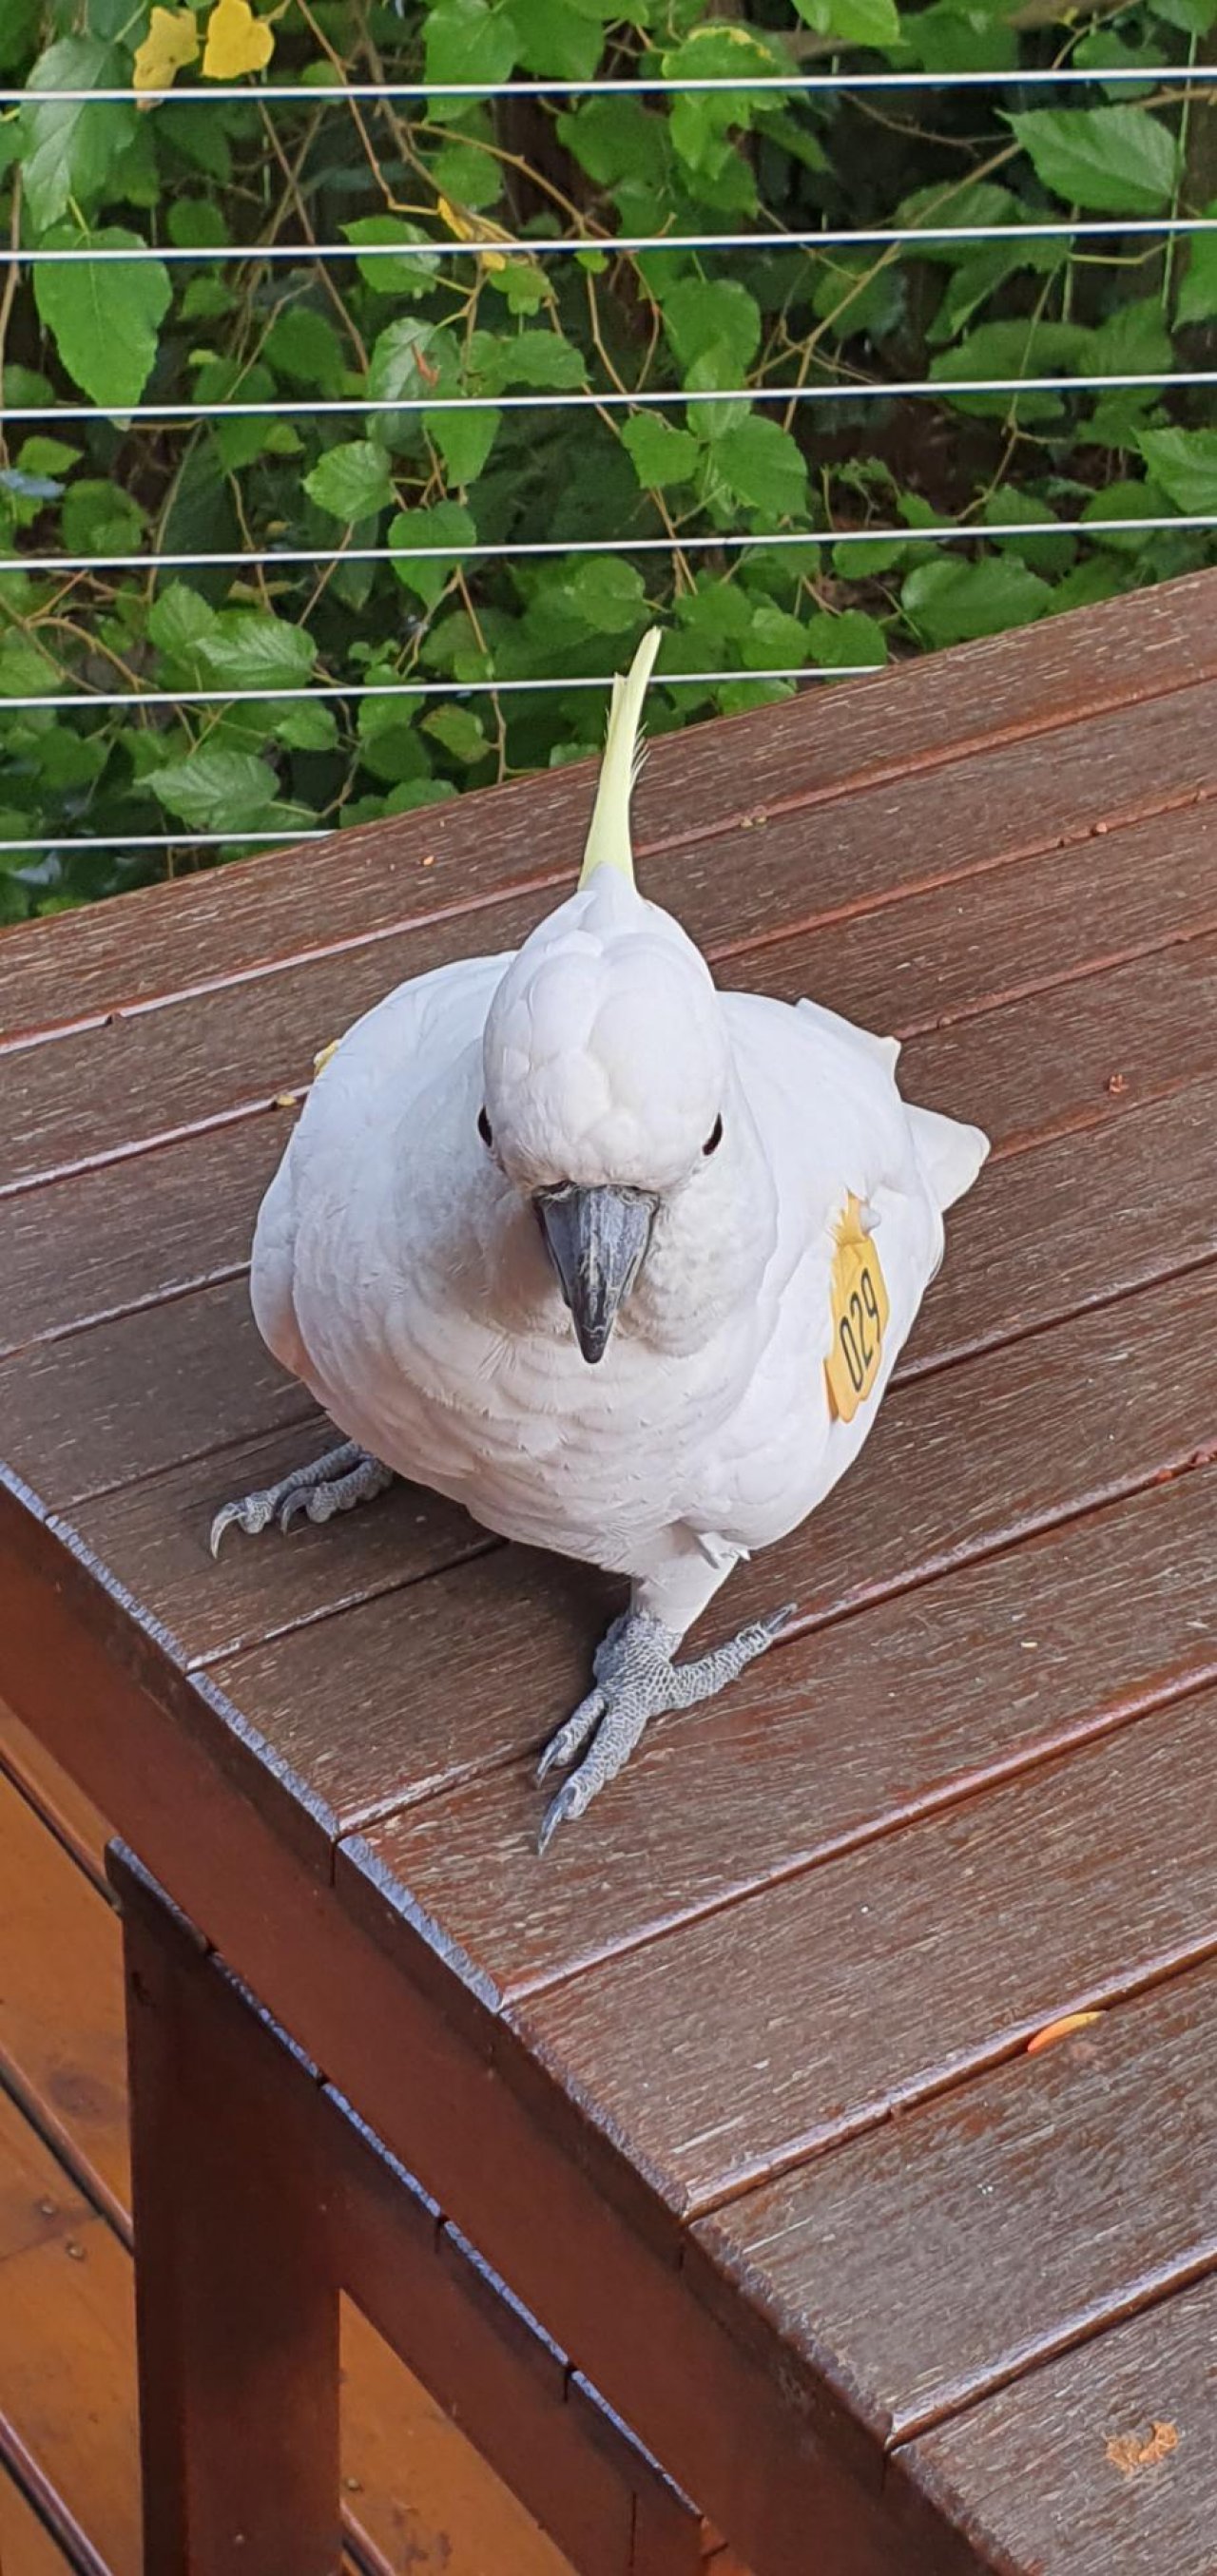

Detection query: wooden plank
(7, 1022), (1211, 1605)
(3, 682), (1213, 1193)
(0, 1765), (679, 2576)
(901, 2270), (1217, 2576)
(0, 1489), (976, 2576)
(512, 1688), (1217, 2214)
(339, 2304), (577, 2576)
(0, 1278), (312, 1507)
(0, 2470), (75, 2576)
(0, 2093), (139, 2576)
(0, 1701), (109, 1884)
(3, 852), (1215, 1366)
(353, 1466), (1217, 1998)
(220, 1259), (1217, 1839)
(3, 570), (1213, 1047)
(696, 1961), (1217, 2441)
(0, 1773), (129, 2229)
(75, 1423), (490, 1670)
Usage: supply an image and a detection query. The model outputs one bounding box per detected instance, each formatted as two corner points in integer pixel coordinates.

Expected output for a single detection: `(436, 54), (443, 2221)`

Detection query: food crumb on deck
(1105, 2421), (1180, 2475)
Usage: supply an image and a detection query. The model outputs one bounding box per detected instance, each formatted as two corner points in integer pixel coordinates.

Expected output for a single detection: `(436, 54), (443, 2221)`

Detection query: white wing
(250, 952), (510, 1388)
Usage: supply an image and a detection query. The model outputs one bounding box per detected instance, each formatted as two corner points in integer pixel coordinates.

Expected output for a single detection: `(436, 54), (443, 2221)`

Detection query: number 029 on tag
(825, 1196), (890, 1425)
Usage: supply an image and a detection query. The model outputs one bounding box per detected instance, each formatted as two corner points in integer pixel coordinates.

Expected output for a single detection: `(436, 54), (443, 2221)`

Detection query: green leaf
(715, 416), (808, 517)
(1088, 296), (1173, 378)
(905, 3), (1017, 73)
(473, 330), (588, 393)
(167, 199), (228, 251)
(343, 219), (443, 299)
(21, 39), (136, 232)
(0, 635), (62, 698)
(553, 554), (647, 635)
(555, 97), (667, 191)
(425, 405), (501, 487)
(368, 318), (440, 405)
(145, 749), (281, 831)
(982, 487), (1076, 577)
(1177, 201), (1217, 326)
(357, 692), (432, 785)
(512, 0), (606, 79)
(60, 479), (145, 556)
(1134, 428), (1217, 514)
(1149, 0), (1217, 29)
(803, 609), (888, 670)
(304, 441), (396, 524)
(264, 307), (348, 392)
(621, 414), (701, 490)
(424, 0), (519, 85)
(272, 702), (339, 752)
(792, 0), (900, 43)
(198, 613), (319, 694)
(16, 435), (82, 480)
(147, 584), (219, 663)
(1081, 481), (1165, 554)
(388, 501), (476, 607)
(1009, 106), (1178, 216)
(422, 704), (489, 763)
(33, 227), (170, 413)
(930, 319), (1091, 419)
(901, 556), (1053, 648)
(660, 279), (762, 390)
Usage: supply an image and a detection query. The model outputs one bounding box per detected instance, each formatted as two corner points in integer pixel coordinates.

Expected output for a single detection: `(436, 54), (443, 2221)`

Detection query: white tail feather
(578, 627), (664, 890)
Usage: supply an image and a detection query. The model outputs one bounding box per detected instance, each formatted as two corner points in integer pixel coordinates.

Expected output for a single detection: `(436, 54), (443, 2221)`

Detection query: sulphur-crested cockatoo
(213, 632), (988, 1848)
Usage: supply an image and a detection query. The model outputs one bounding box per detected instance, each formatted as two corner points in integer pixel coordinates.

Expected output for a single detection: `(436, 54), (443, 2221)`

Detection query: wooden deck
(2, 568), (1216, 2573)
(0, 1709), (578, 2576)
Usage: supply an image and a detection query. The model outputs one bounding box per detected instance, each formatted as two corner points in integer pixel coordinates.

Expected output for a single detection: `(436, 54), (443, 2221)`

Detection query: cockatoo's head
(480, 630), (730, 1363)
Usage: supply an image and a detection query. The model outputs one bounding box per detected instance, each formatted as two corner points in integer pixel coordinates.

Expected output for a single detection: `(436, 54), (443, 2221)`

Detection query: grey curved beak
(535, 1183), (658, 1364)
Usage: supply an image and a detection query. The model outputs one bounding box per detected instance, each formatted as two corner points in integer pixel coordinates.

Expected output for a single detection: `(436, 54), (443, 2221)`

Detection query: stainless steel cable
(6, 217), (1217, 264)
(3, 371), (1214, 425)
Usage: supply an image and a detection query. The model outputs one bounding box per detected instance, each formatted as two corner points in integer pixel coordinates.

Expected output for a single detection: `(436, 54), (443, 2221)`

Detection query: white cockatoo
(214, 632), (988, 1848)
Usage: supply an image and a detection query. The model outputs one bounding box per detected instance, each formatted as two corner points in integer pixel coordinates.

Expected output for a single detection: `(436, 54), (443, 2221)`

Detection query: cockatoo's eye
(477, 1105), (493, 1148)
(703, 1115), (724, 1156)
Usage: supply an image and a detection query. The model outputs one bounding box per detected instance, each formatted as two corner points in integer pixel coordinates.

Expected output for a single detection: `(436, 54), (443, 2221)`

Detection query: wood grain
(0, 2471), (74, 2576)
(3, 682), (1212, 1192)
(3, 569), (1213, 1047)
(512, 1686), (1217, 2210)
(901, 2268), (1217, 2576)
(224, 1258), (1217, 1840)
(0, 1700), (109, 1885)
(354, 1467), (1217, 1997)
(7, 850), (1215, 1376)
(0, 2090), (139, 2576)
(0, 1773), (128, 2229)
(697, 1960), (1217, 2439)
(4, 825), (1215, 1368)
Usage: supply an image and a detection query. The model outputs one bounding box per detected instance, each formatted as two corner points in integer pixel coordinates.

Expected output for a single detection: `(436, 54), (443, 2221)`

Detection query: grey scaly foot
(209, 1441), (394, 1556)
(536, 1601), (795, 1854)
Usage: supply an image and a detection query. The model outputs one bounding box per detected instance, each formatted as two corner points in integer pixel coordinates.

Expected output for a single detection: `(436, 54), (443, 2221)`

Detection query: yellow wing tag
(825, 1193), (890, 1425)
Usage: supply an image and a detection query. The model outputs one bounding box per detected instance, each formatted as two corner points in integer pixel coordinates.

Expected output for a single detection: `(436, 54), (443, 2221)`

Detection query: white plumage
(231, 632), (989, 1843)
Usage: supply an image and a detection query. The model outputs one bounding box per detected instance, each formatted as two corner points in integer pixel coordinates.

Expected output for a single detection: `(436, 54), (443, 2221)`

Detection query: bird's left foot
(536, 1601), (794, 1853)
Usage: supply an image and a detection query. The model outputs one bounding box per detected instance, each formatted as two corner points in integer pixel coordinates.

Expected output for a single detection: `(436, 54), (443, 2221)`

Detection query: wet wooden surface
(2, 572), (1216, 2576)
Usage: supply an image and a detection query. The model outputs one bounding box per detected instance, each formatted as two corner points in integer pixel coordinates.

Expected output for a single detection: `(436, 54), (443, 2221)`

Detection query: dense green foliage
(1, 0), (1215, 916)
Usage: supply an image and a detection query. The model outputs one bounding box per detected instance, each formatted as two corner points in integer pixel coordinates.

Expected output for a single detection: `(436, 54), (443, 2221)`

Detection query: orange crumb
(1106, 2421), (1179, 2475)
(1106, 1071), (1128, 1096)
(1026, 2010), (1105, 2055)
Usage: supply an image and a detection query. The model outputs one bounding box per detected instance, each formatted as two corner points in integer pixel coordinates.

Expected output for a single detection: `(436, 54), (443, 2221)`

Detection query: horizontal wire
(4, 67), (1216, 101)
(6, 217), (1217, 265)
(2, 830), (333, 849)
(5, 515), (1214, 580)
(0, 667), (877, 710)
(3, 369), (1214, 425)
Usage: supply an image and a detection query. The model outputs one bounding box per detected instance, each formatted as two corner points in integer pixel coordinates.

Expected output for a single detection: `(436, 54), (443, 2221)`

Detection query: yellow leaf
(436, 192), (510, 274)
(202, 0), (275, 79)
(133, 7), (200, 103)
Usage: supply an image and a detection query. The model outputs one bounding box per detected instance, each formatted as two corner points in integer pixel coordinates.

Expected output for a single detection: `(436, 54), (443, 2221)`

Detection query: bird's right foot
(209, 1441), (394, 1557)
